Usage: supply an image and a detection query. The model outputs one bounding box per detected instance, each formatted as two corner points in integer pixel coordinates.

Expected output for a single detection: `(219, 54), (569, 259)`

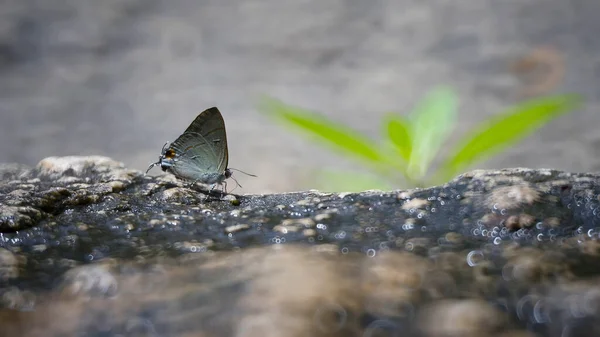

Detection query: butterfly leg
(185, 180), (198, 189)
(222, 181), (228, 194)
(145, 161), (159, 175)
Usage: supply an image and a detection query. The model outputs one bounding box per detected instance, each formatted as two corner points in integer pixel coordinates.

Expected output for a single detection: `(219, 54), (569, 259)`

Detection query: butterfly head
(146, 142), (177, 174)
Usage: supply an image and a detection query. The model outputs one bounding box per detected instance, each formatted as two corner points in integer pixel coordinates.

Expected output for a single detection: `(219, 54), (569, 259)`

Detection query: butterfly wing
(167, 107), (229, 183)
(182, 107), (229, 173)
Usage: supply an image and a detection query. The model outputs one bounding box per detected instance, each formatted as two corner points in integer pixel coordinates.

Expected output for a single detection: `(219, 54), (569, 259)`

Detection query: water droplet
(533, 299), (550, 323)
(516, 295), (534, 321)
(466, 250), (484, 266)
(313, 302), (347, 333)
(363, 319), (399, 337)
(588, 229), (596, 238)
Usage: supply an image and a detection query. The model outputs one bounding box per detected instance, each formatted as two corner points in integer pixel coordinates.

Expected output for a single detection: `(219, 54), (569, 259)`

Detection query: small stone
(397, 191), (413, 200)
(60, 263), (119, 298)
(505, 215), (520, 231)
(0, 206), (43, 231)
(519, 214), (535, 228)
(148, 219), (162, 227)
(303, 229), (317, 237)
(36, 156), (126, 180)
(281, 218), (316, 228)
(0, 248), (18, 281)
(225, 224), (250, 233)
(108, 180), (126, 192)
(1, 287), (36, 311)
(295, 199), (311, 206)
(338, 192), (353, 199)
(544, 217), (561, 227)
(485, 185), (540, 210)
(444, 232), (463, 245)
(401, 198), (429, 211)
(314, 213), (331, 221)
(32, 244), (47, 253)
(158, 187), (201, 203)
(274, 225), (299, 233)
(505, 214), (536, 231)
(313, 244), (338, 253)
(417, 299), (506, 337)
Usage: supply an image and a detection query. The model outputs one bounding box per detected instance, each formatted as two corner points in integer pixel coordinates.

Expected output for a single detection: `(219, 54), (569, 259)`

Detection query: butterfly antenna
(146, 141), (170, 175)
(228, 168), (257, 178)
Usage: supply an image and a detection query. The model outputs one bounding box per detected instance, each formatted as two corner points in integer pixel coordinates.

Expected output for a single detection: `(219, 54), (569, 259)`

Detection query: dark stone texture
(2, 156), (600, 336)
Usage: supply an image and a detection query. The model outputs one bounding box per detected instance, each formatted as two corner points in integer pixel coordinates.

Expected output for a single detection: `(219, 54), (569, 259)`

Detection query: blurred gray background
(1, 0), (599, 193)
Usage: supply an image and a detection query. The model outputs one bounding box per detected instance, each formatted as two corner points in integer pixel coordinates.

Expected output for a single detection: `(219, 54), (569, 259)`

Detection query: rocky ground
(1, 156), (600, 336)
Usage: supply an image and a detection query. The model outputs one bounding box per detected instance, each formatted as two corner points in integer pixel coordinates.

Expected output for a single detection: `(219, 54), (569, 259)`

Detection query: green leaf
(435, 94), (582, 182)
(317, 169), (394, 192)
(377, 138), (412, 179)
(407, 86), (459, 179)
(258, 96), (385, 164)
(384, 114), (413, 162)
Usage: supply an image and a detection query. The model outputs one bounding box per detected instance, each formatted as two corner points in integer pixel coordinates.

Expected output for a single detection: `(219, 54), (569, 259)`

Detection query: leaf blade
(436, 94), (582, 182)
(407, 86), (459, 179)
(384, 113), (413, 162)
(258, 96), (385, 164)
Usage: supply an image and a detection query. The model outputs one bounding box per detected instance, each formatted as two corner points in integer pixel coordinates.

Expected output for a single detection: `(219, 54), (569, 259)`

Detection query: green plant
(258, 87), (582, 192)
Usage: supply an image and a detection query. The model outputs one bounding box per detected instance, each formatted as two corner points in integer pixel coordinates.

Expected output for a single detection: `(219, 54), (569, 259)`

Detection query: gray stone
(0, 156), (599, 336)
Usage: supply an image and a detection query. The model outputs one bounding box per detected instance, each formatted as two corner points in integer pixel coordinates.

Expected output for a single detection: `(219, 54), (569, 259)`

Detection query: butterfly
(146, 107), (254, 193)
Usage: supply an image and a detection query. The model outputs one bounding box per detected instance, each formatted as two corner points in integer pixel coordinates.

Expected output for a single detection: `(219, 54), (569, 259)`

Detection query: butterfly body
(146, 107), (233, 191)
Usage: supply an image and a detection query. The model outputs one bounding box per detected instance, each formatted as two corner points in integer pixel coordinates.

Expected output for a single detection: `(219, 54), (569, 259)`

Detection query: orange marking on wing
(165, 149), (176, 159)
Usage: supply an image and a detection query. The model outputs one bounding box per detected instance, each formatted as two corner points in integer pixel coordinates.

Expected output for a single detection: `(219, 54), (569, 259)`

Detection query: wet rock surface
(2, 156), (600, 336)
